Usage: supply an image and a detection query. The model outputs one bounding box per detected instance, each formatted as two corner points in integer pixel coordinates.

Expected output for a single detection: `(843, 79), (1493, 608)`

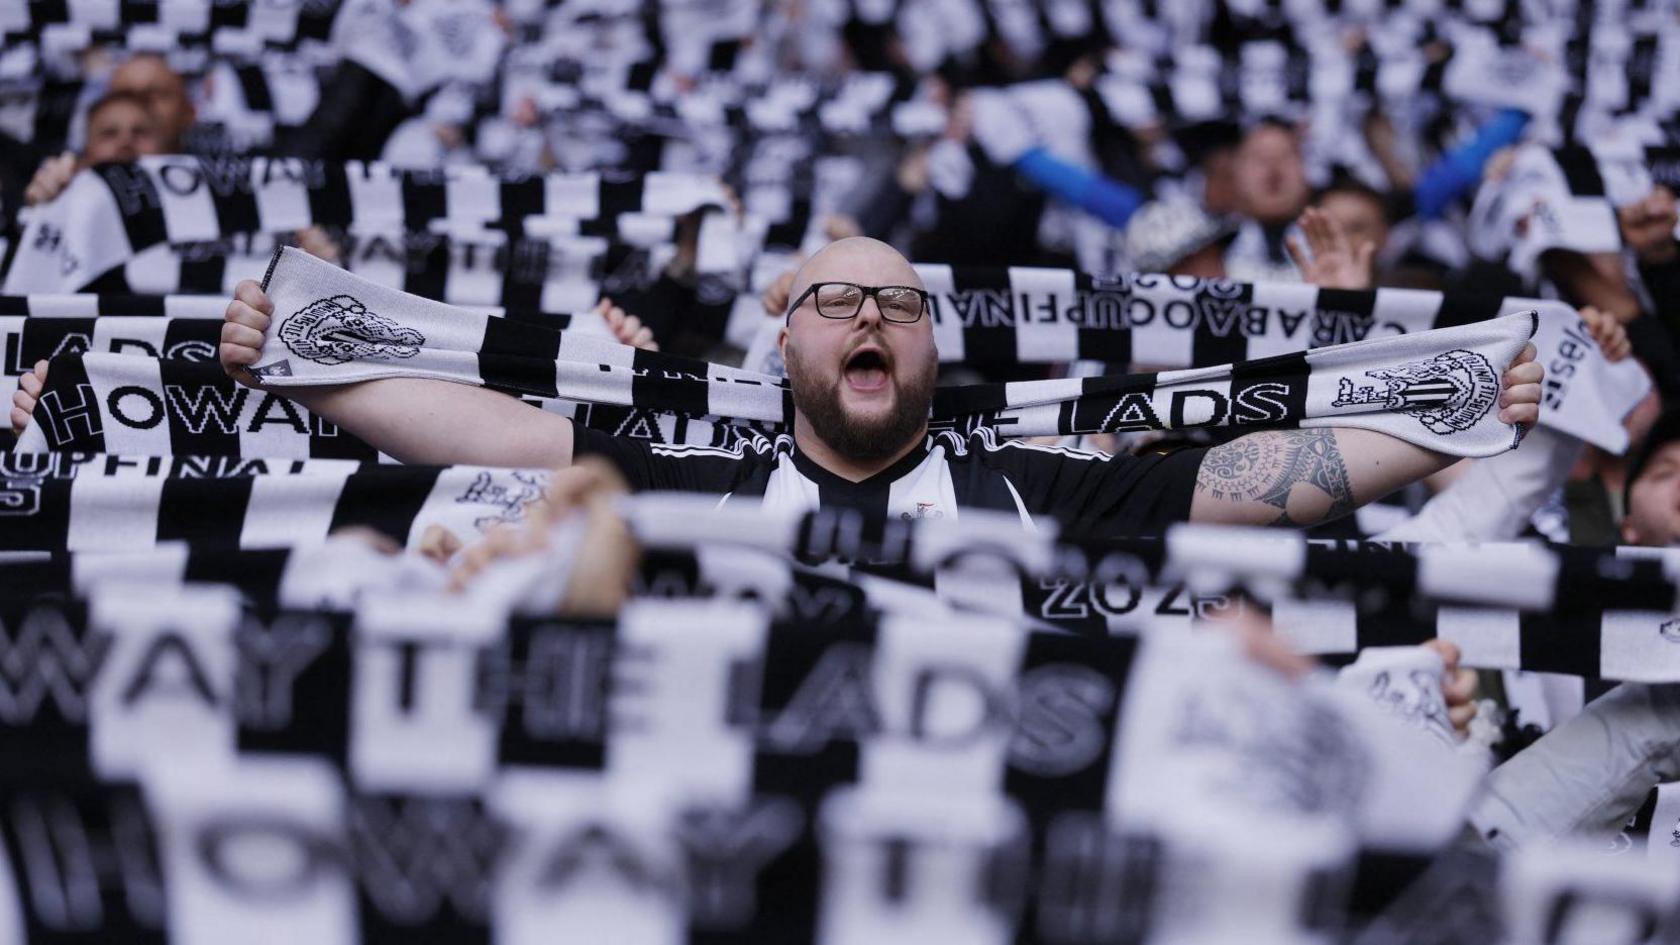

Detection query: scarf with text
(219, 246), (1537, 456)
(742, 266), (1647, 452)
(5, 474), (1679, 683)
(0, 296), (606, 404)
(1474, 143), (1680, 277)
(1, 158), (732, 294)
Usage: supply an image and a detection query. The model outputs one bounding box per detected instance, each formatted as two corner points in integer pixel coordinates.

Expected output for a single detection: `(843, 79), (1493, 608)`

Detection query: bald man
(203, 237), (1543, 532)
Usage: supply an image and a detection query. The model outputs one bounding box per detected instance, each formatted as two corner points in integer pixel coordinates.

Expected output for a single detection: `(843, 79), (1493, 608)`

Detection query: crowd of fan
(4, 0), (1680, 934)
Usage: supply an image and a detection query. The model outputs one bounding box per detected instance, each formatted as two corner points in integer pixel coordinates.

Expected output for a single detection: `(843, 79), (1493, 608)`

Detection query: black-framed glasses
(787, 282), (930, 324)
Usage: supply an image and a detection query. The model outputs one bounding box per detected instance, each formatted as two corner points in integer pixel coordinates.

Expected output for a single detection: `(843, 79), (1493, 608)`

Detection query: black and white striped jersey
(573, 424), (1205, 536)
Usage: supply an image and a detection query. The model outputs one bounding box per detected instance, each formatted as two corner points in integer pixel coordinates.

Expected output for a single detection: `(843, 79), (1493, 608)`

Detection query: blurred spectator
(1122, 197), (1236, 278)
(1224, 120), (1312, 282)
(23, 91), (160, 205)
(108, 53), (196, 152)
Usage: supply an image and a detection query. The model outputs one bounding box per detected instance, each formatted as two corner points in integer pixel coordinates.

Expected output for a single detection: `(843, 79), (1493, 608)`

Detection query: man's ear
(777, 324), (790, 361)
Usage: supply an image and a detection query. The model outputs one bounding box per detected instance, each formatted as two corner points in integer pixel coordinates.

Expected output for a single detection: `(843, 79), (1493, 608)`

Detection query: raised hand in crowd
(1287, 206), (1376, 290)
(595, 297), (659, 351)
(219, 282), (271, 387)
(760, 265), (799, 316)
(824, 213), (865, 241)
(1618, 185), (1678, 265)
(294, 225), (343, 265)
(1361, 109), (1415, 193)
(24, 88), (163, 206)
(8, 359), (48, 435)
(443, 458), (637, 617)
(1425, 639), (1480, 740)
(1225, 608), (1479, 740)
(23, 152), (78, 207)
(1580, 305), (1632, 363)
(1540, 247), (1643, 323)
(895, 144), (933, 195)
(1223, 606), (1314, 679)
(219, 279), (575, 468)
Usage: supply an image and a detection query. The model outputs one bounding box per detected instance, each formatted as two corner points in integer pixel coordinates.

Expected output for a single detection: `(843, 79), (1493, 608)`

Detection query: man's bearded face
(783, 320), (938, 462)
(782, 319), (940, 460)
(777, 238), (941, 463)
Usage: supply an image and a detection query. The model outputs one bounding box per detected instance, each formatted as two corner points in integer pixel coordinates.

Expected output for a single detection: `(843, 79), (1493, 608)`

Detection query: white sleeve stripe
(999, 475), (1038, 530)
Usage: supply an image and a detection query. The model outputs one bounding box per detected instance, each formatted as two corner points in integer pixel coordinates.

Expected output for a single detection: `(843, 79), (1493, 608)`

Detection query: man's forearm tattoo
(1195, 430), (1357, 526)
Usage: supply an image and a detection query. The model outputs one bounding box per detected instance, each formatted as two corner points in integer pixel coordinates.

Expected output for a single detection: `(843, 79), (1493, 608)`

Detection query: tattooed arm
(1189, 428), (1454, 527)
(1190, 342), (1545, 527)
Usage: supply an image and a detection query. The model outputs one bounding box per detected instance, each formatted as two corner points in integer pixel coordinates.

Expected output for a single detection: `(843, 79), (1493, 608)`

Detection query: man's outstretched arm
(1189, 343), (1543, 527)
(221, 280), (576, 468)
(1191, 427), (1440, 526)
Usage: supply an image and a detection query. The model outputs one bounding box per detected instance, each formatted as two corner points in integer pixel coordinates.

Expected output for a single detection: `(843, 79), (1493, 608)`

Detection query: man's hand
(294, 226), (342, 264)
(761, 266), (798, 317)
(896, 145), (932, 193)
(824, 213), (864, 241)
(1499, 341), (1542, 427)
(1222, 605), (1314, 680)
(9, 360), (48, 435)
(446, 459), (636, 617)
(221, 280), (272, 388)
(595, 297), (658, 351)
(1423, 639), (1478, 739)
(1581, 306), (1631, 363)
(1618, 186), (1678, 265)
(24, 151), (78, 206)
(213, 281), (575, 468)
(1286, 206), (1375, 290)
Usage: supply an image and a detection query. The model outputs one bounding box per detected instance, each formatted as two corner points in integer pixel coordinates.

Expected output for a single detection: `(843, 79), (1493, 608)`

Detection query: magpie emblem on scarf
(279, 295), (424, 367)
(457, 469), (545, 530)
(1332, 349), (1499, 436)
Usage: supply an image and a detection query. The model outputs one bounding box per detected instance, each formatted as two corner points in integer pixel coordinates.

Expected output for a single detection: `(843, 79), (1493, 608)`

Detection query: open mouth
(843, 346), (891, 393)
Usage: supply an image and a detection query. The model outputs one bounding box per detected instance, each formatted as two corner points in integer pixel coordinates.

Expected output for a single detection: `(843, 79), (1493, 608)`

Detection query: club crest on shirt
(900, 501), (944, 520)
(1661, 618), (1680, 643)
(1330, 348), (1499, 435)
(280, 295), (425, 366)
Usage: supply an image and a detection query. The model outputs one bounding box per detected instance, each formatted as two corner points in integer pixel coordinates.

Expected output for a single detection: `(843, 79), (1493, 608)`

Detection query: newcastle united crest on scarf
(275, 294), (425, 368)
(1331, 349), (1500, 436)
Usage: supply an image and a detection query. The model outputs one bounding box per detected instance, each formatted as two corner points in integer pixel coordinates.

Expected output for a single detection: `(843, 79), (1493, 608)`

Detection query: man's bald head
(785, 237), (926, 316)
(778, 237), (938, 465)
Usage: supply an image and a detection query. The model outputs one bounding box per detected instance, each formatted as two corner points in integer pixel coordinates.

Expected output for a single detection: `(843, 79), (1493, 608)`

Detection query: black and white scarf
(1475, 143), (1680, 277)
(9, 353), (753, 459)
(227, 246), (1538, 456)
(87, 227), (701, 316)
(628, 499), (1680, 683)
(0, 575), (1660, 942)
(743, 267), (1647, 452)
(0, 296), (603, 404)
(0, 0), (344, 51)
(1, 158), (732, 294)
(8, 470), (1679, 684)
(0, 449), (557, 551)
(10, 287), (1539, 464)
(0, 582), (1483, 838)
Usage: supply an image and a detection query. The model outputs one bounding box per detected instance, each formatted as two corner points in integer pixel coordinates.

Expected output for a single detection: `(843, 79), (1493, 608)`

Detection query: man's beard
(786, 342), (935, 463)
